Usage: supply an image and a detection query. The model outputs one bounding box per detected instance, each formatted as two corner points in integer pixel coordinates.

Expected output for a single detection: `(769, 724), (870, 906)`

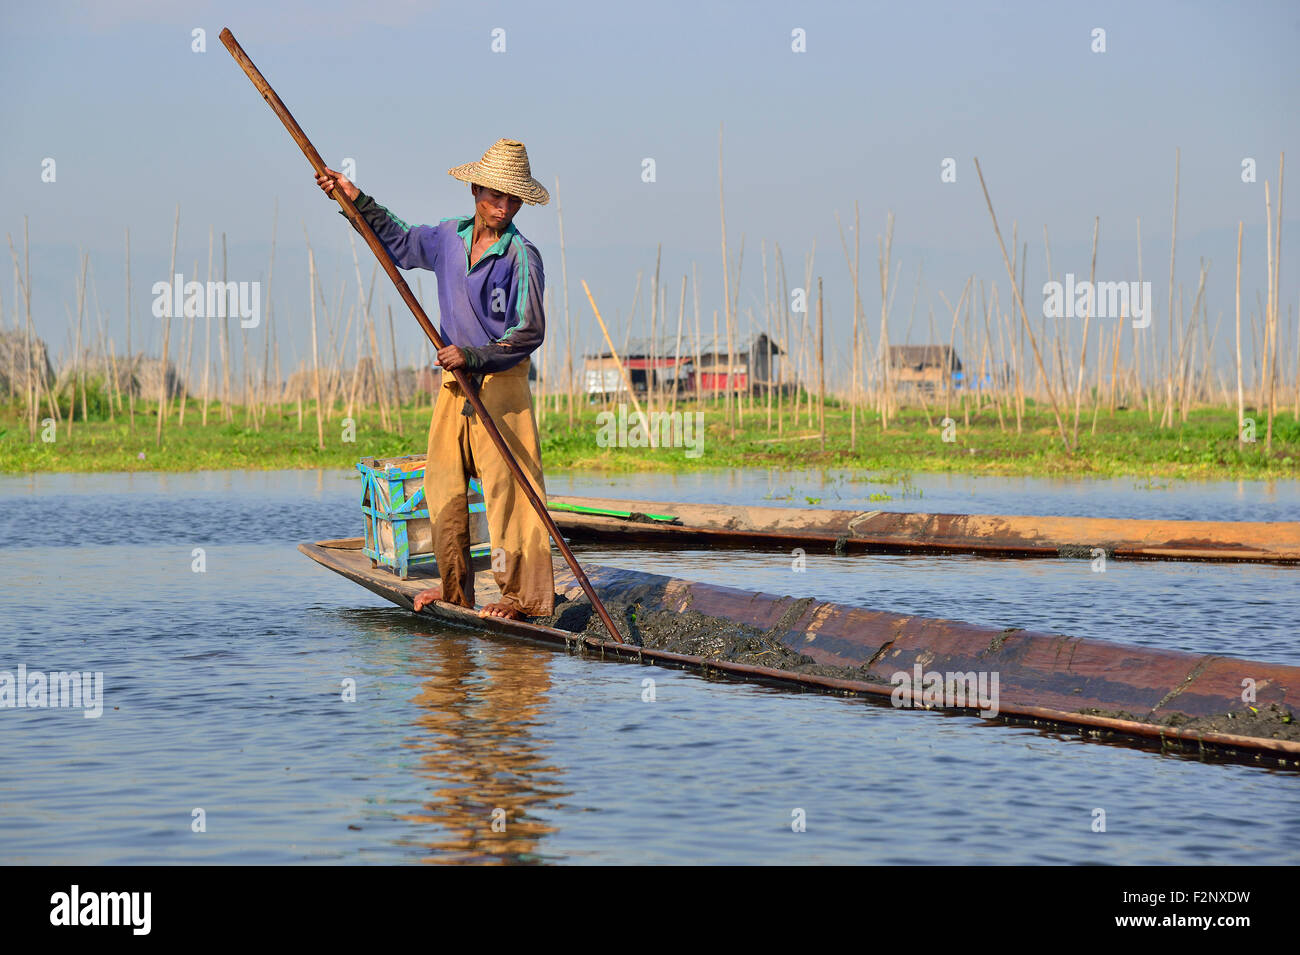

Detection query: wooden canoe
(546, 495), (1300, 564)
(300, 537), (1300, 766)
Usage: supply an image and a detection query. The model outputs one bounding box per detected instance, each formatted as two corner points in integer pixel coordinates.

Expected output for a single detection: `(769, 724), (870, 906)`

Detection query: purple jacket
(347, 192), (545, 374)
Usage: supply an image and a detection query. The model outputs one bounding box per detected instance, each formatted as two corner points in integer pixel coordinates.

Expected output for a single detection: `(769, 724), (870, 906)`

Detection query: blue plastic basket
(356, 454), (489, 579)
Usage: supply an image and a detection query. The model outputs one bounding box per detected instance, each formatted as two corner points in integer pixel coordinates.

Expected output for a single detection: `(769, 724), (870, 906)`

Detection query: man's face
(473, 184), (523, 229)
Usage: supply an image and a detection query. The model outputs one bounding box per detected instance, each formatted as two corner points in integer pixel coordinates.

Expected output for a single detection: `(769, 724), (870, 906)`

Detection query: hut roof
(889, 344), (961, 370)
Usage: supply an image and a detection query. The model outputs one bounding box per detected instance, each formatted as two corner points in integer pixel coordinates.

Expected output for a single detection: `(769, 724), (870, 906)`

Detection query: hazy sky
(3, 0), (1297, 386)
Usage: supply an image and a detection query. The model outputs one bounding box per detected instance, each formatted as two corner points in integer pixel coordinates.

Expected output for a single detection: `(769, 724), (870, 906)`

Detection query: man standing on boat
(316, 139), (554, 621)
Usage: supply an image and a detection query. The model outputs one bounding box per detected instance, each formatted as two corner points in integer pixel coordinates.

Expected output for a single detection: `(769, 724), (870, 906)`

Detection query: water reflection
(398, 636), (566, 864)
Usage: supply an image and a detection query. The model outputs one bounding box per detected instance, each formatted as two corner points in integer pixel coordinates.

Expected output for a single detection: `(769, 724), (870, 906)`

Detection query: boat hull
(300, 538), (1300, 765)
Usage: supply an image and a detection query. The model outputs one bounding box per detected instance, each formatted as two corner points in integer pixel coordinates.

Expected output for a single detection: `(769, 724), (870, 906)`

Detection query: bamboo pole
(961, 282), (973, 427)
(671, 273), (686, 417)
(365, 305), (390, 430)
(717, 123), (733, 428)
(1160, 150), (1180, 428)
(73, 252), (89, 436)
(711, 306), (720, 410)
(648, 243), (660, 418)
(1, 281), (10, 402)
(305, 235), (325, 450)
(122, 227), (134, 431)
(1267, 153), (1284, 449)
(979, 279), (1005, 431)
(387, 304), (403, 434)
(219, 232), (233, 422)
(1109, 314), (1122, 413)
(583, 280), (651, 442)
(239, 270), (254, 427)
(878, 212), (894, 429)
(177, 254), (197, 428)
(731, 238), (745, 429)
(1165, 266), (1206, 425)
(974, 158), (1070, 450)
(802, 245), (817, 427)
(725, 285), (736, 438)
(260, 198), (278, 428)
(761, 240), (771, 430)
(108, 337), (122, 418)
(1072, 216), (1100, 445)
(9, 228), (37, 439)
(154, 206), (179, 444)
(774, 246), (787, 436)
(690, 263), (703, 409)
(836, 209), (862, 446)
(1293, 300), (1299, 424)
(87, 259), (113, 422)
(1263, 179), (1275, 445)
(201, 227), (214, 426)
(272, 322), (282, 416)
(817, 276), (825, 450)
(537, 288), (548, 425)
(552, 177), (574, 429)
(1090, 323), (1104, 435)
(938, 280), (971, 421)
(348, 236), (378, 423)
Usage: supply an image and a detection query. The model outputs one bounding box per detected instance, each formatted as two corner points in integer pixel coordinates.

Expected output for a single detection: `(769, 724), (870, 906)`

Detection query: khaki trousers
(423, 358), (554, 616)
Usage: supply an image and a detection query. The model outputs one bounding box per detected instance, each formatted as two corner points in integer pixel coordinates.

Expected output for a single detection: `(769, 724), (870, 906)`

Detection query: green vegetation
(1, 391), (1296, 480)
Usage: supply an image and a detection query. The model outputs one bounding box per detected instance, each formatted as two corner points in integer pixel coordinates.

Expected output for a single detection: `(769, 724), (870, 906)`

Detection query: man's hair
(471, 183), (522, 202)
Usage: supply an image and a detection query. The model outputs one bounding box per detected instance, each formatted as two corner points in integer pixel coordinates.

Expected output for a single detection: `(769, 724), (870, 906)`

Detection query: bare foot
(478, 601), (524, 621)
(413, 585), (443, 612)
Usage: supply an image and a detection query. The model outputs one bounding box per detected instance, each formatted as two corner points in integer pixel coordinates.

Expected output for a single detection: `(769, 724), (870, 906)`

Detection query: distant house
(696, 333), (784, 395)
(584, 334), (784, 398)
(583, 337), (691, 397)
(889, 345), (963, 390)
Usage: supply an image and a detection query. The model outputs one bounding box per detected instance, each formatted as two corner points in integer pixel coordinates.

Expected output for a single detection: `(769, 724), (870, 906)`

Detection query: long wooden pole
(221, 27), (622, 644)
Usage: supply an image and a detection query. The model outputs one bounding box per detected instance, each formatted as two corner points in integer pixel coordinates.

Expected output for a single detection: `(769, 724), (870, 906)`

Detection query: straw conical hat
(448, 138), (550, 206)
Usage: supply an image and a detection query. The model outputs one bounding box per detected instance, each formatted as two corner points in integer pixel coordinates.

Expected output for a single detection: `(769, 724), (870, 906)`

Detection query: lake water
(0, 468), (1296, 864)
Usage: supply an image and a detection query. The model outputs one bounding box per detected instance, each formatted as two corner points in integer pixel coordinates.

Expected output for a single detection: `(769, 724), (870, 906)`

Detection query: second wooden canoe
(547, 495), (1300, 564)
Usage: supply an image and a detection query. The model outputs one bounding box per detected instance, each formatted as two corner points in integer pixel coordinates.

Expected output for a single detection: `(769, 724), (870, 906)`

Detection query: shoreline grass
(1, 394), (1296, 481)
